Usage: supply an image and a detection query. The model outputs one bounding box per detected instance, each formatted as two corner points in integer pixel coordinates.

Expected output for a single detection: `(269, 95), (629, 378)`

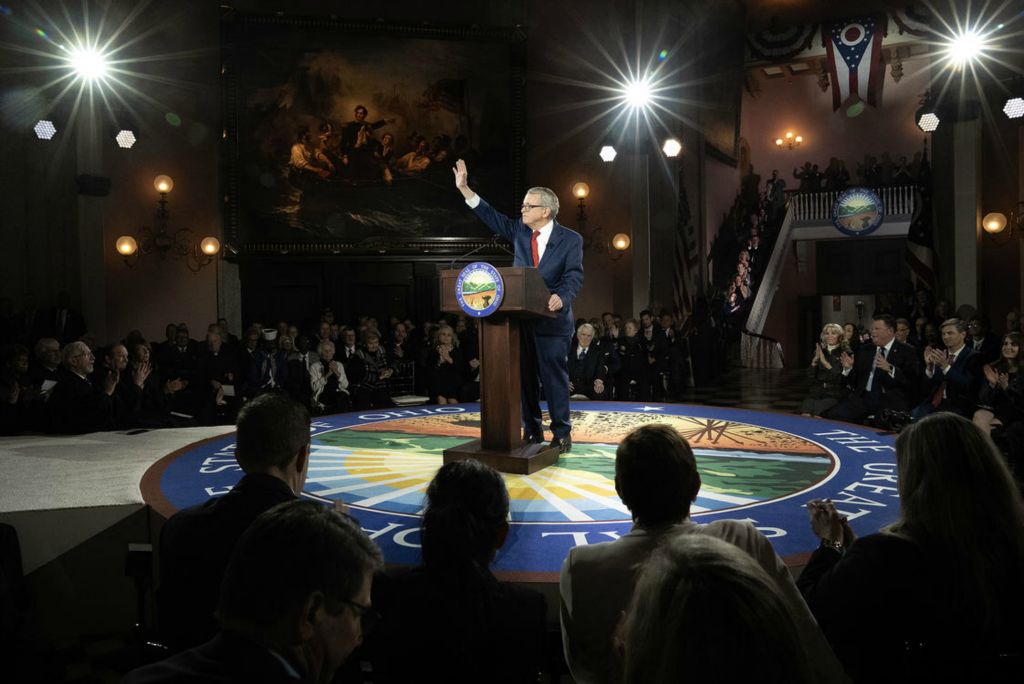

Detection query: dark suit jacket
(368, 566), (546, 684)
(471, 198), (584, 337)
(917, 346), (980, 417)
(798, 533), (1024, 682)
(843, 339), (922, 410)
(47, 367), (114, 433)
(971, 336), (1001, 366)
(568, 342), (607, 398)
(122, 631), (304, 684)
(157, 473), (296, 651)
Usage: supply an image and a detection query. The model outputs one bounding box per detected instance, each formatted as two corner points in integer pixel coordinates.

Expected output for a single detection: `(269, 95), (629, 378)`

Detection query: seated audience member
(559, 424), (844, 684)
(249, 329), (287, 395)
(125, 340), (182, 428)
(620, 535), (814, 684)
(352, 330), (394, 409)
(196, 331), (239, 424)
(912, 318), (979, 420)
(798, 413), (1024, 681)
(283, 334), (318, 408)
(969, 317), (1001, 365)
(387, 321), (416, 395)
(93, 343), (148, 429)
(310, 340), (350, 414)
(568, 323), (608, 400)
(338, 326), (366, 384)
(616, 319), (649, 401)
(152, 323), (179, 369)
(0, 344), (31, 434)
(426, 325), (464, 404)
(47, 341), (115, 433)
(369, 459), (546, 683)
(826, 314), (921, 424)
(799, 323), (849, 417)
(27, 337), (61, 391)
(842, 323), (861, 355)
(1006, 309), (1021, 336)
(975, 332), (1024, 435)
(235, 326), (262, 399)
(894, 317), (914, 348)
(157, 393), (311, 651)
(126, 500), (381, 684)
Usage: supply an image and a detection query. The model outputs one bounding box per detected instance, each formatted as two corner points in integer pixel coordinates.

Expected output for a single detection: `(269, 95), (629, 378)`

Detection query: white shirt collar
(532, 219), (554, 237)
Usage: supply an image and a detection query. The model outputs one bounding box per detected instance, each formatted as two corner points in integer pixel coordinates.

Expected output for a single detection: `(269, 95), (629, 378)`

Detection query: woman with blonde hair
(799, 412), (1024, 681)
(621, 534), (814, 684)
(426, 324), (465, 405)
(799, 323), (849, 417)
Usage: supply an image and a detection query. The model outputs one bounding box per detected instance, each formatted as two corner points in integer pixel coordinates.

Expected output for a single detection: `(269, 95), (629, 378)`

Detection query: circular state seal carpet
(142, 402), (900, 579)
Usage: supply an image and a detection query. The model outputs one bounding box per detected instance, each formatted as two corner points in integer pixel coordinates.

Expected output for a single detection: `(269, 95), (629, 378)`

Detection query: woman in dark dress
(616, 319), (649, 401)
(974, 332), (1024, 435)
(426, 325), (465, 405)
(368, 460), (546, 683)
(799, 323), (849, 417)
(799, 413), (1024, 682)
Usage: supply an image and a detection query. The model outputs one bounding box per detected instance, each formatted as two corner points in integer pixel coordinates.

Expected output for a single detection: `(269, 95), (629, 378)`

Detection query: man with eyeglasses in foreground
(124, 500), (382, 683)
(453, 158), (584, 453)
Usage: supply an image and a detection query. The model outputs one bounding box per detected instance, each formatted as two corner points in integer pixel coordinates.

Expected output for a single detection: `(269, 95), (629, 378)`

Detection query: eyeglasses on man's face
(520, 203), (546, 212)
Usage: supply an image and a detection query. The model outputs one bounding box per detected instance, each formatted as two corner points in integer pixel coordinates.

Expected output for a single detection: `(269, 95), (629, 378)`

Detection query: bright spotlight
(662, 138), (682, 158)
(68, 45), (110, 81)
(1004, 97), (1024, 119)
(115, 130), (137, 149)
(623, 78), (653, 109)
(917, 112), (940, 132)
(34, 120), (57, 140)
(945, 30), (987, 67)
(599, 145), (617, 163)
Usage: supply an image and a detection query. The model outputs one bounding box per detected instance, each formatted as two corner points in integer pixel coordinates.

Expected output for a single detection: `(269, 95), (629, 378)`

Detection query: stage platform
(3, 401), (899, 575)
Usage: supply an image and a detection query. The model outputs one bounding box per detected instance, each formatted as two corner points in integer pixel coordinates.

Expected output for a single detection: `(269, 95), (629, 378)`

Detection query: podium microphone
(448, 235), (511, 270)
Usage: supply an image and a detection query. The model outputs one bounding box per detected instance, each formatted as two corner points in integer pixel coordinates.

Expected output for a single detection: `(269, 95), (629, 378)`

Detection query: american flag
(906, 150), (936, 291)
(822, 16), (886, 111)
(673, 162), (699, 325)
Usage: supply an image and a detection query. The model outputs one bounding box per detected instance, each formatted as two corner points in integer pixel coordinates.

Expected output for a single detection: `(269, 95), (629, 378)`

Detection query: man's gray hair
(577, 322), (595, 336)
(62, 341), (89, 366)
(527, 186), (560, 218)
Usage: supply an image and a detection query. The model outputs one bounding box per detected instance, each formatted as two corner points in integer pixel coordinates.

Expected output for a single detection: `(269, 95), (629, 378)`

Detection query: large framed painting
(221, 11), (526, 257)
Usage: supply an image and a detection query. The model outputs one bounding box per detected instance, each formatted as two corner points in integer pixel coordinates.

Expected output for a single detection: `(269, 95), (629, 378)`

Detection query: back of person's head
(421, 459), (509, 574)
(615, 424), (700, 527)
(892, 412), (1024, 630)
(235, 393), (310, 473)
(217, 500), (382, 658)
(621, 534), (812, 684)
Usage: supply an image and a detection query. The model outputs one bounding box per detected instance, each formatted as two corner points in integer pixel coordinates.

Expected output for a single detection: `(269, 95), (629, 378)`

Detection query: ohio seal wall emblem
(832, 187), (885, 236)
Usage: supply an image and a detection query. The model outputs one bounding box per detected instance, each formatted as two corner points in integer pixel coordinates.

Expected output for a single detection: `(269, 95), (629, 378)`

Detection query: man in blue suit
(453, 159), (584, 452)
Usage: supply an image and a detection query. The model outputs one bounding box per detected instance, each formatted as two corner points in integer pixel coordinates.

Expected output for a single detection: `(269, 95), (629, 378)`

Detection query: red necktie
(531, 230), (540, 268)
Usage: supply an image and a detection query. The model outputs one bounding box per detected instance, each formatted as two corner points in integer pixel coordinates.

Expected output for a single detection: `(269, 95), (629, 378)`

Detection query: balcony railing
(789, 185), (915, 225)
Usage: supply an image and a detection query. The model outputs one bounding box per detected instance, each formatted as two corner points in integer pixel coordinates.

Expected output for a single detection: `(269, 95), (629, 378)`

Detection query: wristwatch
(819, 538), (844, 554)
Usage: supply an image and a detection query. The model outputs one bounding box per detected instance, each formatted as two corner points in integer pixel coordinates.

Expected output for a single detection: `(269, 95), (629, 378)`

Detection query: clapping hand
(983, 364), (999, 387)
(133, 361), (152, 388)
(873, 349), (892, 373)
(806, 498), (856, 546)
(839, 351), (854, 369)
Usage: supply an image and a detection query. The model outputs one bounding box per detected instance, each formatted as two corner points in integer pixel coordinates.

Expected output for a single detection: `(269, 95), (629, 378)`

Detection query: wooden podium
(440, 267), (561, 474)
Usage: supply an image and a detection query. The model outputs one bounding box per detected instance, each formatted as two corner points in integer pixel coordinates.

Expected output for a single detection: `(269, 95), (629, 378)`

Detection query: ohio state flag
(823, 16), (886, 110)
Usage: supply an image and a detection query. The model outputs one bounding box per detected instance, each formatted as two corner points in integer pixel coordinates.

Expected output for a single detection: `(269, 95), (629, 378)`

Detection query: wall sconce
(774, 131), (803, 150)
(572, 181), (590, 231)
(982, 202), (1024, 243)
(116, 175), (221, 272)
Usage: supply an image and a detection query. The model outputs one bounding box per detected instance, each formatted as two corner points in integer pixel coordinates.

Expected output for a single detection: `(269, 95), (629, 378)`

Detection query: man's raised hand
(453, 159), (469, 189)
